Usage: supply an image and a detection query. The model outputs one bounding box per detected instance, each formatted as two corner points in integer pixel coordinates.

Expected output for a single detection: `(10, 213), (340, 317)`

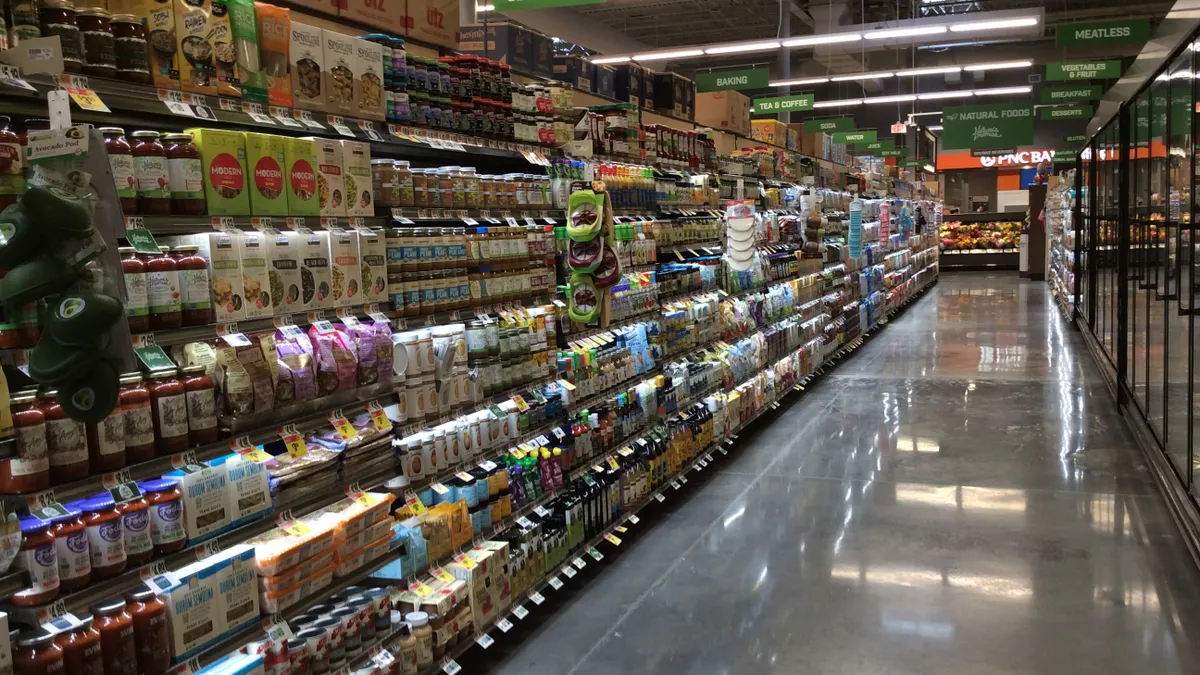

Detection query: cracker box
(328, 227), (361, 307)
(284, 136), (320, 217)
(188, 127), (250, 215)
(322, 29), (357, 116)
(289, 21), (325, 111)
(354, 37), (386, 121)
(308, 136), (345, 217)
(297, 229), (334, 310)
(339, 139), (372, 217)
(243, 132), (289, 216)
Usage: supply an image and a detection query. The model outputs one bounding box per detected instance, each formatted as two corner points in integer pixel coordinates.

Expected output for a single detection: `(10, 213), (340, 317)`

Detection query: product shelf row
(133, 212), (566, 238)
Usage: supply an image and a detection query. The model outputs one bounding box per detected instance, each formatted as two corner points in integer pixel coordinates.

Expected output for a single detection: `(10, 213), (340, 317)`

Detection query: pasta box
(354, 37), (386, 122)
(339, 139), (372, 217)
(328, 227), (361, 307)
(242, 132), (289, 216)
(322, 29), (357, 116)
(307, 136), (346, 217)
(187, 127), (250, 215)
(289, 21), (325, 111)
(284, 136), (320, 217)
(297, 229), (333, 310)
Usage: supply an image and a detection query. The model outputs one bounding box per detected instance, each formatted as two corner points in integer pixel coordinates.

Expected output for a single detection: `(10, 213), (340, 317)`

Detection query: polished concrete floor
(488, 273), (1200, 675)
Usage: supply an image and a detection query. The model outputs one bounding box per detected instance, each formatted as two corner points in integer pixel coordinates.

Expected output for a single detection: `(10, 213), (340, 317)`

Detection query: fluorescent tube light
(907, 110), (942, 117)
(895, 65), (962, 76)
(923, 164), (936, 172)
(972, 86), (1031, 95)
(705, 40), (780, 55)
(917, 90), (973, 100)
(926, 125), (942, 130)
(813, 99), (863, 108)
(476, 3), (494, 10)
(949, 17), (1039, 32)
(865, 94), (916, 103)
(782, 33), (863, 47)
(769, 77), (830, 87)
(591, 56), (630, 64)
(864, 26), (947, 40)
(831, 71), (895, 82)
(963, 60), (1032, 71)
(634, 49), (705, 61)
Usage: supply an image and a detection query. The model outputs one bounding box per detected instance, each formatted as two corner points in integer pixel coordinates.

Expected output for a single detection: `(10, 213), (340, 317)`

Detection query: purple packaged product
(354, 325), (378, 386)
(276, 338), (318, 402)
(309, 328), (341, 396)
(372, 320), (393, 383)
(331, 329), (358, 392)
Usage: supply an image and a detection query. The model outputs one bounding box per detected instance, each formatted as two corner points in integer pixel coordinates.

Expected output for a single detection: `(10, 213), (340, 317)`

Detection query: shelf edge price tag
(547, 576), (563, 590)
(572, 557), (586, 570)
(511, 605), (528, 620)
(404, 491), (427, 515)
(366, 400), (392, 432)
(328, 409), (357, 440)
(475, 632), (494, 649)
(529, 591), (545, 605)
(441, 658), (461, 675)
(496, 618), (513, 633)
(278, 424), (306, 458)
(604, 533), (622, 546)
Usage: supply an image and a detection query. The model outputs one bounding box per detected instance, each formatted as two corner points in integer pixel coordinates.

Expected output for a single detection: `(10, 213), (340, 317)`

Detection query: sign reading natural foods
(1047, 60), (1123, 81)
(751, 94), (815, 114)
(695, 68), (770, 93)
(833, 130), (876, 144)
(1040, 85), (1102, 103)
(802, 118), (854, 133)
(942, 102), (1034, 150)
(1041, 105), (1093, 121)
(1056, 18), (1150, 46)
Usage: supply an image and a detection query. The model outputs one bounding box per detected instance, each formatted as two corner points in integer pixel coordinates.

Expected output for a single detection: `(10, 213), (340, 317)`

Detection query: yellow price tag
(728, 391), (741, 402)
(557, 379), (576, 391)
(433, 568), (455, 583)
(512, 449), (526, 460)
(454, 554), (478, 569)
(410, 582), (434, 597)
(352, 491), (381, 507)
(512, 395), (529, 412)
(64, 85), (110, 112)
(604, 533), (622, 546)
(281, 520), (311, 536)
(617, 447), (634, 457)
(405, 494), (427, 515)
(615, 526), (627, 533)
(607, 456), (620, 470)
(369, 407), (392, 432)
(237, 447), (274, 463)
(329, 413), (356, 440)
(281, 434), (306, 459)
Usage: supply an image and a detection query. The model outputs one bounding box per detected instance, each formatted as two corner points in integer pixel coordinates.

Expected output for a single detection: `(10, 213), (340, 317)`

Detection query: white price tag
(164, 100), (195, 116)
(573, 557), (587, 570)
(441, 659), (461, 675)
(529, 591), (545, 605)
(512, 605), (528, 619)
(628, 514), (640, 525)
(270, 106), (303, 127)
(329, 115), (355, 137)
(655, 492), (666, 502)
(548, 576), (563, 590)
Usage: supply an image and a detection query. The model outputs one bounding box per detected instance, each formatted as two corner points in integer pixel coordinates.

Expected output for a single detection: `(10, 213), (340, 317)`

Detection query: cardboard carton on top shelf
(527, 29), (554, 79)
(612, 63), (645, 106)
(593, 64), (616, 99)
(408, 0), (459, 49)
(341, 0), (410, 34)
(695, 90), (751, 136)
(458, 22), (532, 71)
(554, 55), (593, 91)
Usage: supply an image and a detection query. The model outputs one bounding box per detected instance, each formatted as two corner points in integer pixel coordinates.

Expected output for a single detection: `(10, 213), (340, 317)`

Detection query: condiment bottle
(116, 492), (152, 567)
(145, 247), (181, 330)
(130, 131), (170, 215)
(2, 392), (50, 493)
(13, 516), (59, 606)
(171, 245), (212, 326)
(14, 632), (65, 675)
(92, 599), (138, 675)
(147, 369), (188, 455)
(55, 617), (103, 675)
(405, 613), (433, 669)
(119, 374), (155, 463)
(161, 133), (204, 215)
(139, 478), (185, 555)
(118, 248), (149, 334)
(180, 365), (216, 445)
(86, 401), (126, 473)
(51, 505), (90, 592)
(81, 495), (126, 579)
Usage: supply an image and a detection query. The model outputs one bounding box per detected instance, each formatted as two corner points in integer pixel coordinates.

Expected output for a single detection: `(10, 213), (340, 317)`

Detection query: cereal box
(242, 132), (288, 216)
(174, 0), (218, 95)
(308, 137), (345, 217)
(297, 229), (333, 310)
(339, 139), (372, 217)
(290, 21), (324, 112)
(255, 3), (292, 107)
(238, 229), (274, 318)
(357, 227), (387, 304)
(187, 127), (250, 215)
(139, 0), (180, 89)
(354, 37), (385, 122)
(322, 29), (357, 116)
(328, 228), (361, 307)
(284, 136), (320, 217)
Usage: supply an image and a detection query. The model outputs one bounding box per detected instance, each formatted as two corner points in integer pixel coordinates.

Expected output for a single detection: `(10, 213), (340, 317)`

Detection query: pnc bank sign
(978, 149), (1060, 167)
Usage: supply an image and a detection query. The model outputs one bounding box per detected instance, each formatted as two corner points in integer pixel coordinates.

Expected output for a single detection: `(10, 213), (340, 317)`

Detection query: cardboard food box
(751, 119), (787, 147)
(357, 226), (387, 304)
(593, 64), (615, 99)
(289, 21), (325, 111)
(255, 3), (292, 107)
(238, 229), (274, 317)
(339, 139), (372, 217)
(174, 0), (218, 95)
(188, 127), (250, 215)
(140, 0), (180, 89)
(553, 55), (592, 91)
(225, 0), (266, 100)
(612, 64), (644, 106)
(243, 132), (289, 216)
(653, 72), (692, 117)
(307, 136), (345, 217)
(457, 22), (530, 71)
(341, 0), (408, 35)
(328, 227), (361, 307)
(354, 37), (386, 121)
(182, 230), (245, 321)
(642, 68), (655, 109)
(695, 91), (751, 136)
(297, 229), (333, 310)
(322, 29), (357, 116)
(284, 136), (320, 217)
(527, 29), (553, 79)
(266, 229), (303, 313)
(408, 0), (458, 50)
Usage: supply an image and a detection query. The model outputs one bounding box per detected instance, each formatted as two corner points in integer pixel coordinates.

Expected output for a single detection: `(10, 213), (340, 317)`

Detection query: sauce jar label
(124, 508), (152, 555)
(167, 156), (203, 200)
(124, 272), (149, 317)
(110, 153), (135, 199)
(156, 392), (188, 439)
(47, 418), (87, 466)
(58, 529), (90, 581)
(97, 412), (125, 456)
(185, 389), (216, 430)
(13, 424), (49, 476)
(124, 405), (155, 449)
(134, 155), (169, 199)
(148, 269), (182, 314)
(87, 516), (126, 568)
(150, 501), (185, 545)
(18, 539), (59, 593)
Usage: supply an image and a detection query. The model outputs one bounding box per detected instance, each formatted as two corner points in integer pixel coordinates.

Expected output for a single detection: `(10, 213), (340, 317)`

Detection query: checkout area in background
(936, 149), (1057, 275)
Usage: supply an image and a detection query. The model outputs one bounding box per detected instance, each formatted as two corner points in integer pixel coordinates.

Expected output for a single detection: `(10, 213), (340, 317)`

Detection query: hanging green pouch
(30, 338), (95, 385)
(0, 256), (80, 307)
(20, 185), (92, 238)
(567, 190), (604, 242)
(0, 204), (42, 270)
(568, 272), (600, 323)
(58, 358), (120, 423)
(45, 292), (124, 347)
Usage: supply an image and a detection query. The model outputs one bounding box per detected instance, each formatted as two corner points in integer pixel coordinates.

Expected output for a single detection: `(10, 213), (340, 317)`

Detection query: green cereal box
(284, 137), (320, 217)
(187, 128), (250, 215)
(242, 132), (289, 216)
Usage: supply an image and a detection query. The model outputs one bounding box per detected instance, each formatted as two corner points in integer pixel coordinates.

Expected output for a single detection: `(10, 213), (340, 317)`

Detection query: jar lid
(148, 369), (179, 379)
(9, 391), (36, 404)
(91, 598), (127, 616)
(17, 515), (52, 534)
(111, 13), (137, 21)
(131, 130), (161, 138)
(138, 477), (181, 493)
(99, 126), (125, 135)
(50, 503), (82, 521)
(126, 586), (159, 603)
(15, 631), (57, 648)
(161, 133), (192, 141)
(171, 244), (200, 253)
(159, 246), (171, 253)
(371, 159), (393, 165)
(78, 7), (110, 16)
(118, 372), (143, 384)
(41, 0), (74, 8)
(81, 494), (117, 511)
(180, 365), (206, 375)
(405, 611), (429, 627)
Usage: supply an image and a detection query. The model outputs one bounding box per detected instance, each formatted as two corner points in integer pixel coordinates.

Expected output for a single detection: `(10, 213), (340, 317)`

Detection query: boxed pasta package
(308, 136), (345, 217)
(266, 229), (303, 313)
(357, 226), (387, 304)
(255, 3), (292, 107)
(322, 29), (357, 116)
(354, 37), (385, 121)
(339, 139), (372, 217)
(181, 230), (246, 321)
(188, 127), (250, 215)
(290, 22), (325, 111)
(328, 227), (361, 306)
(297, 229), (333, 310)
(238, 229), (275, 318)
(138, 0), (180, 89)
(174, 0), (219, 95)
(284, 136), (320, 217)
(243, 132), (288, 216)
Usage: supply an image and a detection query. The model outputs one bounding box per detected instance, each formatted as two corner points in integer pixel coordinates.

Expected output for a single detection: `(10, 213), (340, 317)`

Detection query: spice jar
(81, 495), (126, 579)
(162, 133), (204, 215)
(55, 617), (103, 675)
(92, 599), (138, 675)
(39, 389), (89, 484)
(405, 613), (432, 669)
(2, 392), (50, 493)
(147, 369), (188, 455)
(413, 168), (429, 208)
(145, 247), (181, 330)
(14, 632), (64, 675)
(172, 245), (212, 326)
(125, 589), (171, 675)
(180, 365), (216, 445)
(39, 1), (82, 73)
(131, 131), (170, 216)
(119, 374), (155, 463)
(14, 517), (59, 606)
(86, 400), (126, 473)
(52, 505), (90, 593)
(116, 493), (151, 567)
(372, 159), (399, 208)
(77, 8), (115, 79)
(139, 478), (185, 555)
(111, 14), (149, 84)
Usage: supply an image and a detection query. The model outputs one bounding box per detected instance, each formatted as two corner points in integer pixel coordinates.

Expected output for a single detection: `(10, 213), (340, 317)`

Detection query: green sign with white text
(1053, 150), (1079, 163)
(751, 94), (815, 114)
(802, 118), (854, 133)
(1042, 105), (1094, 121)
(1056, 19), (1150, 47)
(1047, 60), (1123, 81)
(856, 139), (895, 153)
(695, 69), (770, 93)
(833, 130), (877, 144)
(1040, 85), (1102, 103)
(902, 159), (923, 167)
(1064, 134), (1087, 144)
(943, 102), (1034, 150)
(880, 148), (907, 157)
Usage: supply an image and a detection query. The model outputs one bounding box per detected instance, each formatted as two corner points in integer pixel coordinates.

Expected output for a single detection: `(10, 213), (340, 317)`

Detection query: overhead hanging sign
(1040, 85), (1102, 103)
(1056, 19), (1150, 47)
(802, 118), (854, 133)
(942, 102), (1034, 150)
(902, 159), (924, 167)
(1064, 133), (1087, 144)
(1047, 60), (1123, 81)
(833, 130), (877, 144)
(1053, 149), (1079, 163)
(855, 139), (894, 153)
(970, 147), (1017, 157)
(695, 68), (770, 93)
(750, 94), (814, 114)
(1041, 104), (1094, 121)
(492, 0), (604, 9)
(938, 148), (1066, 170)
(879, 148), (906, 157)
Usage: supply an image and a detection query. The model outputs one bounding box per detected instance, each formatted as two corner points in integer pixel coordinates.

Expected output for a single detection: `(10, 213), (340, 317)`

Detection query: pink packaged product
(237, 345), (276, 412)
(372, 320), (393, 383)
(309, 324), (357, 395)
(275, 331), (318, 403)
(353, 324), (378, 386)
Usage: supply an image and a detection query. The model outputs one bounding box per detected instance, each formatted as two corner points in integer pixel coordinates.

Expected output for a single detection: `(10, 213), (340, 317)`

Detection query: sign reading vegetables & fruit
(942, 103), (1034, 150)
(1047, 60), (1123, 81)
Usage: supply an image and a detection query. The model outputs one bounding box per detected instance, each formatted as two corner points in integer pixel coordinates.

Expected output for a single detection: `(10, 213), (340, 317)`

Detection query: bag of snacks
(353, 324), (378, 386)
(274, 333), (316, 403)
(372, 319), (393, 383)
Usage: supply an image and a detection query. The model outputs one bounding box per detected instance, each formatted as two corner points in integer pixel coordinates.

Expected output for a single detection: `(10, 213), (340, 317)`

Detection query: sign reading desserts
(941, 102), (1034, 150)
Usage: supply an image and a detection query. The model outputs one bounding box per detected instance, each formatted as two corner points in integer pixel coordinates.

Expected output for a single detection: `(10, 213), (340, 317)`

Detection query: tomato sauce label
(124, 405), (155, 449)
(97, 411), (125, 456)
(57, 528), (90, 581)
(150, 500), (185, 544)
(87, 517), (127, 568)
(185, 389), (217, 431)
(156, 392), (188, 439)
(46, 418), (87, 466)
(13, 423), (48, 476)
(18, 540), (59, 593)
(123, 508), (152, 555)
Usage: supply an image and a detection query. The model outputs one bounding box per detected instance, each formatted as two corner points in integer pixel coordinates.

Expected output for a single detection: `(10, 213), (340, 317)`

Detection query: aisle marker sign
(942, 102), (1034, 150)
(1040, 85), (1102, 104)
(750, 94), (815, 114)
(803, 118), (854, 133)
(1041, 105), (1093, 121)
(695, 68), (770, 93)
(1056, 18), (1150, 46)
(833, 130), (877, 144)
(1047, 60), (1122, 81)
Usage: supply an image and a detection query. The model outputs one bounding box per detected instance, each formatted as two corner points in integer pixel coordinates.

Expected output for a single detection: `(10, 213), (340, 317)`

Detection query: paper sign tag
(655, 492), (666, 503)
(529, 591), (545, 605)
(279, 425), (306, 458)
(572, 557), (587, 570)
(588, 547), (604, 561)
(441, 659), (461, 675)
(404, 492), (427, 515)
(476, 633), (494, 649)
(367, 400), (392, 431)
(562, 566), (577, 579)
(431, 482), (450, 495)
(329, 116), (355, 137)
(548, 576), (563, 590)
(453, 553), (477, 569)
(511, 395), (529, 412)
(512, 605), (529, 619)
(628, 514), (640, 525)
(496, 618), (514, 633)
(328, 410), (356, 439)
(409, 581), (434, 597)
(605, 534), (622, 546)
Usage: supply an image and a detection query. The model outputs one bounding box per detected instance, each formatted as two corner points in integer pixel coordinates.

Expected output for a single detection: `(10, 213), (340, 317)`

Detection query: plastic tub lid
(139, 477), (181, 492)
(405, 611), (429, 627)
(18, 515), (52, 533)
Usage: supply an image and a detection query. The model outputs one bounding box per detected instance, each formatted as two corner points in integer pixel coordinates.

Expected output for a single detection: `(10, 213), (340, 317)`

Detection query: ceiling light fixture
(781, 33), (863, 46)
(476, 3), (494, 9)
(895, 65), (962, 76)
(813, 99), (864, 108)
(918, 90), (973, 99)
(972, 86), (1032, 95)
(949, 17), (1039, 32)
(927, 125), (943, 131)
(769, 77), (831, 87)
(705, 40), (781, 54)
(591, 56), (630, 64)
(865, 94), (917, 103)
(633, 49), (705, 61)
(864, 26), (947, 40)
(830, 71), (895, 81)
(963, 60), (1032, 71)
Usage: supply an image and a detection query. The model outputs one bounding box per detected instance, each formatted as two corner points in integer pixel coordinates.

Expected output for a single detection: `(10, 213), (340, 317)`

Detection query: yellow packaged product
(258, 561), (337, 614)
(333, 530), (391, 577)
(256, 549), (334, 593)
(139, 0), (180, 88)
(247, 519), (336, 576)
(174, 0), (218, 94)
(334, 515), (392, 557)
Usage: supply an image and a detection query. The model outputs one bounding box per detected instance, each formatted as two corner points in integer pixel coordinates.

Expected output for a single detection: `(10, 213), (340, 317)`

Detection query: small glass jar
(92, 599), (138, 675)
(119, 374), (155, 463)
(130, 131), (170, 215)
(162, 133), (205, 215)
(56, 617), (102, 675)
(86, 402), (126, 473)
(140, 478), (185, 555)
(39, 390), (89, 484)
(111, 14), (150, 84)
(413, 169), (429, 208)
(116, 494), (152, 567)
(395, 160), (414, 207)
(172, 245), (212, 326)
(13, 517), (59, 606)
(145, 247), (181, 330)
(118, 248), (150, 334)
(125, 589), (171, 675)
(77, 8), (115, 79)
(102, 129), (137, 215)
(147, 369), (187, 455)
(80, 495), (126, 580)
(14, 632), (64, 675)
(372, 159), (399, 208)
(2, 392), (50, 493)
(39, 1), (82, 73)
(180, 365), (216, 445)
(51, 505), (89, 593)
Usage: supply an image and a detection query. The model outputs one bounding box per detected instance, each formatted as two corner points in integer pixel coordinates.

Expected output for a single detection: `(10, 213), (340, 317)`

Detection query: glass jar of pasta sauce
(13, 516), (59, 606)
(55, 616), (102, 675)
(119, 373), (155, 463)
(52, 504), (90, 593)
(147, 369), (188, 455)
(101, 129), (136, 215)
(139, 478), (185, 555)
(118, 247), (150, 334)
(125, 588), (171, 675)
(1, 392), (49, 493)
(145, 247), (181, 331)
(172, 245), (212, 327)
(14, 632), (64, 675)
(117, 493), (152, 567)
(81, 495), (126, 580)
(39, 389), (89, 484)
(86, 402), (126, 473)
(92, 599), (138, 675)
(111, 14), (150, 84)
(162, 133), (204, 216)
(180, 366), (216, 445)
(131, 131), (170, 216)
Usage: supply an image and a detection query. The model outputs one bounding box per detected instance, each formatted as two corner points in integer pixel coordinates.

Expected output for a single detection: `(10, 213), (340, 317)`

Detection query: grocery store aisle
(486, 273), (1200, 675)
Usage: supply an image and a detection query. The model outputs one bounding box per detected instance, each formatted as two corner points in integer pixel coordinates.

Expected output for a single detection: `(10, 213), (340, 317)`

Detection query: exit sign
(890, 122), (906, 133)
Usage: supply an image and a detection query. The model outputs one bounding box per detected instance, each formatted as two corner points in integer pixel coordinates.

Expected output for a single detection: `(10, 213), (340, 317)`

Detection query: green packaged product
(57, 359), (120, 424)
(188, 127), (251, 215)
(226, 0), (268, 101)
(21, 185), (92, 238)
(46, 292), (124, 347)
(568, 272), (599, 323)
(567, 190), (604, 242)
(243, 132), (289, 216)
(0, 256), (80, 307)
